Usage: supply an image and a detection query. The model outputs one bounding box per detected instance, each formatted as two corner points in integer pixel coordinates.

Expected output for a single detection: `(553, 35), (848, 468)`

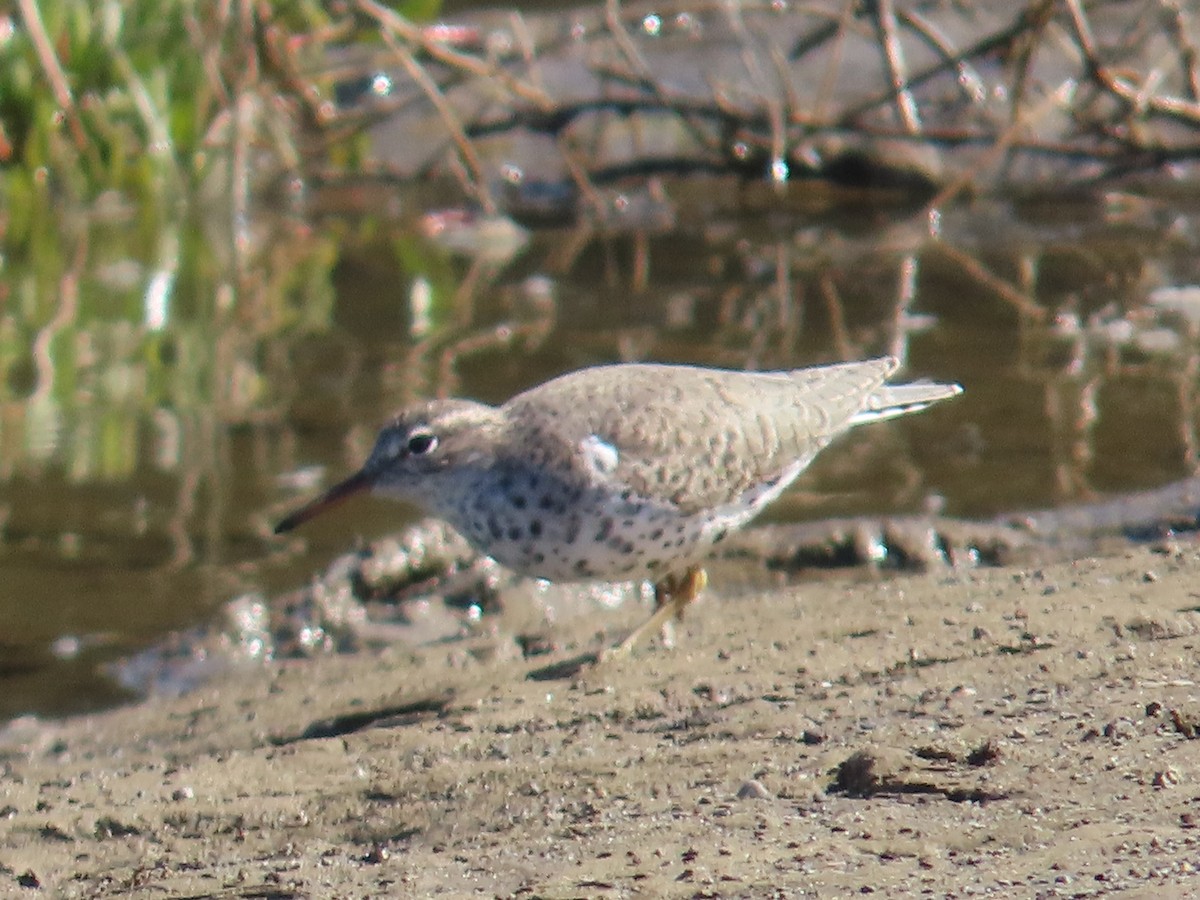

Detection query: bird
(275, 357), (962, 657)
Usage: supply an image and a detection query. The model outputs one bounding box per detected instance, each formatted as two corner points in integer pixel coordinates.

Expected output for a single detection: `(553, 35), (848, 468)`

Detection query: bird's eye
(406, 432), (437, 455)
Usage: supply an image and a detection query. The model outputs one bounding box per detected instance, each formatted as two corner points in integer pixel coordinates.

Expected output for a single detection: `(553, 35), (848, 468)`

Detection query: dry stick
(1163, 0), (1200, 101)
(1004, 0), (1053, 130)
(835, 2), (1047, 127)
(873, 0), (922, 133)
(600, 0), (715, 157)
(259, 98), (302, 173)
(604, 0), (656, 87)
(1065, 0), (1200, 125)
(768, 41), (804, 134)
(18, 0), (88, 153)
(562, 5), (721, 163)
(724, 1), (787, 177)
(896, 7), (988, 106)
(833, 118), (1141, 165)
(509, 11), (550, 101)
(183, 6), (230, 107)
(376, 26), (497, 214)
(805, 4), (855, 129)
(356, 0), (554, 112)
(921, 78), (1077, 213)
(259, 5), (344, 132)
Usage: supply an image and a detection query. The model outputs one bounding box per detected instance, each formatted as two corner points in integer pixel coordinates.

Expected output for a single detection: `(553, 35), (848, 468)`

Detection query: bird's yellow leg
(605, 566), (707, 659)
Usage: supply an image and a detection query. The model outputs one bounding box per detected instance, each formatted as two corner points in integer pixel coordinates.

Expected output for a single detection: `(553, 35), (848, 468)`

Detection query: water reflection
(4, 187), (1200, 720)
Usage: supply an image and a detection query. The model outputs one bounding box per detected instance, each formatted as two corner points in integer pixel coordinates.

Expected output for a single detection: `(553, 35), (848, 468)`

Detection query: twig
(509, 11), (550, 101)
(923, 77), (1077, 209)
(1065, 0), (1200, 126)
(17, 0), (89, 152)
(1162, 0), (1200, 101)
(376, 21), (496, 213)
(604, 0), (657, 89)
(896, 7), (987, 106)
(807, 6), (853, 126)
(836, 3), (1048, 127)
(873, 0), (921, 133)
(356, 0), (554, 112)
(111, 49), (177, 170)
(724, 1), (787, 179)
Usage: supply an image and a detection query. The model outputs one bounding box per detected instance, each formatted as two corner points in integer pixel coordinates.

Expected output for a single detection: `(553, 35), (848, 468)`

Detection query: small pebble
(736, 779), (772, 800)
(1152, 768), (1180, 788)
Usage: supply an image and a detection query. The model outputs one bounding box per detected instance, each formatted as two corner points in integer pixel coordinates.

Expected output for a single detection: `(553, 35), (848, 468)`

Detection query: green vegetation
(0, 0), (455, 483)
(7, 0), (285, 209)
(0, 0), (449, 233)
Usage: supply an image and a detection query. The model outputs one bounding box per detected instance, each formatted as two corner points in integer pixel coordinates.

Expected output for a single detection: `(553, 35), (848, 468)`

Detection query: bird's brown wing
(501, 359), (897, 515)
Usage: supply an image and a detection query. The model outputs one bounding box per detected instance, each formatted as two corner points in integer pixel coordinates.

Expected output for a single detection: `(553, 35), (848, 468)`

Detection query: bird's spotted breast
(453, 474), (724, 583)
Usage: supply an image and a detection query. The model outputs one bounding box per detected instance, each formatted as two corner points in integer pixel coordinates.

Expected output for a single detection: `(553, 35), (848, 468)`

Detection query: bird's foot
(601, 566), (707, 662)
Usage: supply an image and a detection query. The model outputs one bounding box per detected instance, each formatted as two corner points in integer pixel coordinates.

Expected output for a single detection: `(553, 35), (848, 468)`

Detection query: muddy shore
(4, 545), (1200, 897)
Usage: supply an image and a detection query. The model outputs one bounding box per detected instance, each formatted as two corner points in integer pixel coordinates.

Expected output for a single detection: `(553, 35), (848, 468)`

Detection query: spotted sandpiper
(276, 357), (961, 656)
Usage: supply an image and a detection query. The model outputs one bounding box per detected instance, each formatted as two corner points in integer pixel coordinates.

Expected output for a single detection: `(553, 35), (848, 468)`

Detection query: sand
(4, 545), (1200, 897)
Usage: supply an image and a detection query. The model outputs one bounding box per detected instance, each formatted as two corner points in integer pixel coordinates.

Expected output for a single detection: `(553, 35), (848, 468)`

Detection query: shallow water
(3, 181), (1200, 720)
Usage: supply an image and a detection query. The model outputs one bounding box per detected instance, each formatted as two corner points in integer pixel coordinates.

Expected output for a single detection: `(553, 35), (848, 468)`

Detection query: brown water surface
(2, 184), (1198, 719)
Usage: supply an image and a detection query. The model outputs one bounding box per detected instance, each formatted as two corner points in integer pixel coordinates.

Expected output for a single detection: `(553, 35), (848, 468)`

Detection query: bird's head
(274, 399), (500, 533)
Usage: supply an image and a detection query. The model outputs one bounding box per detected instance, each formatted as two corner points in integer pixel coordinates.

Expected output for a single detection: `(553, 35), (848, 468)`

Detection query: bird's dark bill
(274, 468), (374, 534)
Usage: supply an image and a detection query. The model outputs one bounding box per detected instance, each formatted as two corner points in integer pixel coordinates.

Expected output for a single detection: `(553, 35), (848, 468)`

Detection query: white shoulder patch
(580, 434), (620, 475)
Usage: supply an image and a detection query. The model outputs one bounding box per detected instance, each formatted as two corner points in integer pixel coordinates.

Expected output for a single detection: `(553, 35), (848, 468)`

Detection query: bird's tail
(852, 381), (963, 425)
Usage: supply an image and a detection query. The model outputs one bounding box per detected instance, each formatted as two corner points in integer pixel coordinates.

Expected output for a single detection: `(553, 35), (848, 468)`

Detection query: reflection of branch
(433, 319), (554, 396)
(165, 450), (199, 570)
(819, 272), (853, 361)
(1040, 361), (1101, 502)
(928, 242), (1046, 321)
(556, 135), (605, 219)
(1176, 352), (1200, 471)
(31, 234), (88, 406)
(17, 0), (88, 152)
(230, 0), (257, 285)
